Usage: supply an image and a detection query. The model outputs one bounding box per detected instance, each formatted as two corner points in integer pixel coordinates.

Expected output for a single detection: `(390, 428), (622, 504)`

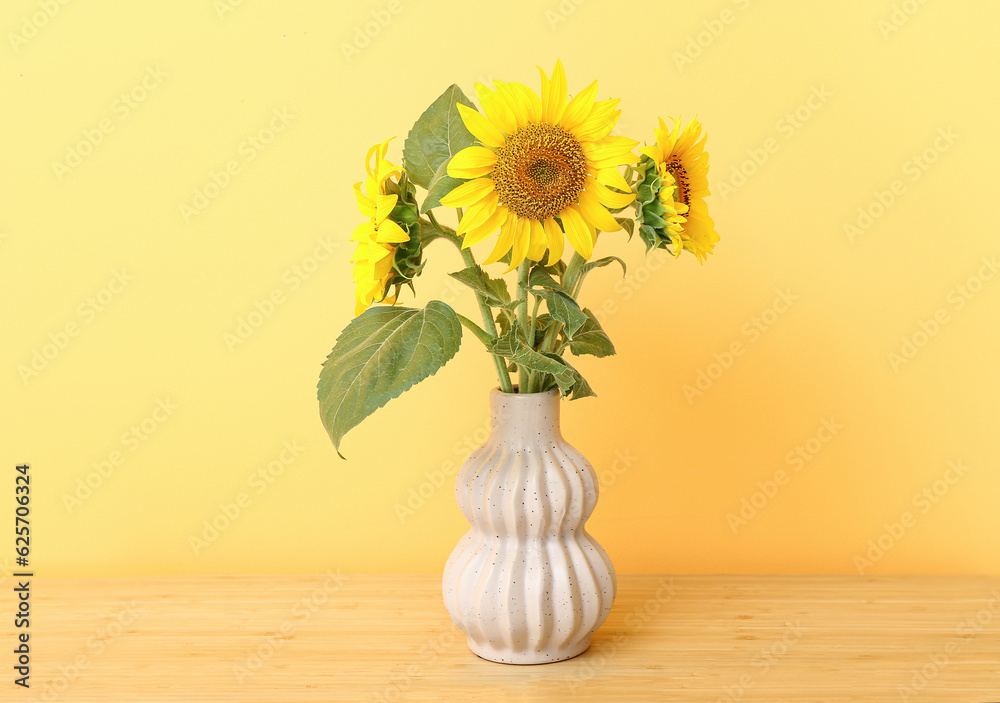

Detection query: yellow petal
(375, 219), (409, 244)
(447, 146), (497, 180)
(571, 99), (620, 141)
(483, 214), (517, 265)
(597, 168), (631, 193)
(583, 136), (640, 162)
(475, 83), (517, 135)
(588, 176), (635, 209)
(494, 81), (526, 129)
(669, 234), (684, 258)
(373, 253), (394, 279)
(504, 217), (531, 272)
(457, 103), (505, 148)
(439, 177), (495, 208)
(463, 203), (509, 248)
(353, 183), (375, 217)
(350, 221), (376, 242)
(542, 217), (565, 266)
(527, 219), (548, 261)
(587, 148), (640, 170)
(540, 59), (568, 125)
(456, 191), (500, 236)
(374, 193), (398, 225)
(506, 82), (542, 125)
(639, 144), (663, 163)
(560, 205), (594, 259)
(578, 188), (621, 232)
(560, 79), (598, 131)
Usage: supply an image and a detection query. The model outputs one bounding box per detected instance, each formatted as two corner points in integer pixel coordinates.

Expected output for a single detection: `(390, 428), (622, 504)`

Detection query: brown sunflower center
(665, 157), (690, 207)
(491, 123), (588, 220)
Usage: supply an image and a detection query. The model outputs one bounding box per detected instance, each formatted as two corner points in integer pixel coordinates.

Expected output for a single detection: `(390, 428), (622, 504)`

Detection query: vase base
(466, 636), (591, 665)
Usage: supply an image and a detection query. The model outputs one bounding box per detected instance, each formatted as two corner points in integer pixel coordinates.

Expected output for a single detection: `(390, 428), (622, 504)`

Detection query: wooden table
(4, 574), (999, 701)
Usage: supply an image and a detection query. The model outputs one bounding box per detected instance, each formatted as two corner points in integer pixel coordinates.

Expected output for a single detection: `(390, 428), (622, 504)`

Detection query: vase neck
(489, 388), (561, 444)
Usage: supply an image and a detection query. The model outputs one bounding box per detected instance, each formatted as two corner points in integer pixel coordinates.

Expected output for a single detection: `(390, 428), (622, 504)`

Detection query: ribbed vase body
(442, 389), (616, 664)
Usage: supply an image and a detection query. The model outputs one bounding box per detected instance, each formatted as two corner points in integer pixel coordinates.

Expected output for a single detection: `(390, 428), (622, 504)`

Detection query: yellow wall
(4, 0), (998, 577)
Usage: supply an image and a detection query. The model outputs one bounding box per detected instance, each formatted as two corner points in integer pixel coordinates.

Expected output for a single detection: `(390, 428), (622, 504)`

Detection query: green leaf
(541, 353), (597, 399)
(488, 333), (576, 392)
(318, 302), (462, 456)
(449, 265), (511, 306)
(528, 266), (569, 294)
(487, 326), (521, 358)
(569, 308), (616, 358)
(403, 85), (476, 190)
(615, 217), (635, 238)
(530, 287), (587, 339)
(421, 160), (465, 214)
(581, 256), (627, 277)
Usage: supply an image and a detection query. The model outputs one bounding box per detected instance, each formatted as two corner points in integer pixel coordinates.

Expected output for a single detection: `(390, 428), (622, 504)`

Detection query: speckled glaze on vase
(443, 388), (616, 664)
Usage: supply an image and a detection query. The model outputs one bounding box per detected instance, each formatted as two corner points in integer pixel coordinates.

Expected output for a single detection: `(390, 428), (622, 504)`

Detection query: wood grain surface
(2, 574), (999, 702)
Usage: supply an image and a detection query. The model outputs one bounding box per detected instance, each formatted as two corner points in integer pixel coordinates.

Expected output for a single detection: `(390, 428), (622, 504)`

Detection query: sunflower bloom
(440, 61), (638, 269)
(637, 117), (719, 262)
(350, 138), (411, 315)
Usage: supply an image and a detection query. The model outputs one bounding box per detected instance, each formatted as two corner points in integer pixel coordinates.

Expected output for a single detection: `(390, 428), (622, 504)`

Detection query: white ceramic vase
(442, 388), (616, 664)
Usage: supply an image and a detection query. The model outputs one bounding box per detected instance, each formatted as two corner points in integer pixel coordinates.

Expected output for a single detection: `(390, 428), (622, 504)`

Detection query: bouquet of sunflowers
(319, 61), (719, 456)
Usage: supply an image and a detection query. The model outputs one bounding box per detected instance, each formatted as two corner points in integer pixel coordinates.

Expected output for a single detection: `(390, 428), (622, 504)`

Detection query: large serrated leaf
(569, 308), (616, 358)
(318, 302), (462, 456)
(403, 85), (476, 190)
(529, 287), (587, 339)
(449, 265), (511, 306)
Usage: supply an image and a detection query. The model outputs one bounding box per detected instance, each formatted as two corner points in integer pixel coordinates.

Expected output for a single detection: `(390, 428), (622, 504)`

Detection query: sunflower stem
(516, 260), (532, 393)
(435, 209), (514, 394)
(563, 252), (587, 297)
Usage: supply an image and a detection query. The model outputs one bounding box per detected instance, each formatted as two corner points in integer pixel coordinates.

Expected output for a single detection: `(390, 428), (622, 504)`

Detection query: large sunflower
(637, 117), (719, 262)
(350, 138), (410, 315)
(440, 61), (638, 268)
